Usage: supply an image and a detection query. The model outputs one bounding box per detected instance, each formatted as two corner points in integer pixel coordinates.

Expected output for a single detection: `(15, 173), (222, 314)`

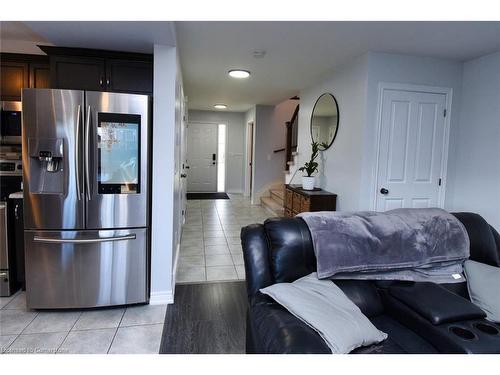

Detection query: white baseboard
(149, 290), (174, 305)
(149, 243), (179, 306)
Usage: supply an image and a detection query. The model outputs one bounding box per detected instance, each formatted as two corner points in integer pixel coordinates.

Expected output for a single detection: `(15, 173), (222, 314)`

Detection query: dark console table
(284, 184), (337, 217)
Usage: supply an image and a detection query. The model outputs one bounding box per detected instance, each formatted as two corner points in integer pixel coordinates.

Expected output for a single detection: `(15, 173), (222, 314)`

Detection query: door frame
(186, 121), (224, 193)
(244, 121), (255, 198)
(371, 82), (453, 210)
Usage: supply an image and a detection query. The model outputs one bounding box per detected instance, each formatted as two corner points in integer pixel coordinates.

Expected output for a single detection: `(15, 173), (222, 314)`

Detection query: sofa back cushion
(262, 217), (385, 317)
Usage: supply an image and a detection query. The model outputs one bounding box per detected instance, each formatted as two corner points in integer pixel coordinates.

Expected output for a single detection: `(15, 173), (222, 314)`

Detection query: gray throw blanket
(298, 208), (470, 283)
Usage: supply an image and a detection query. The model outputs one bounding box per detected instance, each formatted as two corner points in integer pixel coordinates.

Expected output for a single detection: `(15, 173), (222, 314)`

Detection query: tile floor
(0, 291), (166, 354)
(0, 194), (274, 354)
(176, 194), (277, 284)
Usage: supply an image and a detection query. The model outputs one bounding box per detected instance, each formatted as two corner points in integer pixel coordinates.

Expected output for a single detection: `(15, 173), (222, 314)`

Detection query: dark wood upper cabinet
(50, 56), (106, 91)
(29, 62), (51, 89)
(0, 61), (29, 100)
(39, 46), (153, 95)
(1, 53), (50, 100)
(106, 59), (153, 94)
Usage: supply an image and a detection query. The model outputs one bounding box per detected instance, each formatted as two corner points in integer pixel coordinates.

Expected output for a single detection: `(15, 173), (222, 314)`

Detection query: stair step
(261, 196), (284, 216)
(270, 189), (284, 203)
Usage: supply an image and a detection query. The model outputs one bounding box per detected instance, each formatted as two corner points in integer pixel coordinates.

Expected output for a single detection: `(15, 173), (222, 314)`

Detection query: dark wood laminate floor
(160, 281), (247, 354)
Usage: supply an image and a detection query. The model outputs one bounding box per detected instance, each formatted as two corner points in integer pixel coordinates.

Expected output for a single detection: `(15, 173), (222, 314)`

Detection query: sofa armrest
(389, 282), (486, 325)
(241, 224), (274, 298)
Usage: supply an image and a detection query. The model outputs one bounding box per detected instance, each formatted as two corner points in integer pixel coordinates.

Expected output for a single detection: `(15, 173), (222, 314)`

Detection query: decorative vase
(302, 176), (315, 190)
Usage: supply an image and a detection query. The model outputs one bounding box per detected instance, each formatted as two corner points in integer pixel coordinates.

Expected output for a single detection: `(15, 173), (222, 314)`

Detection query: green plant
(299, 141), (321, 177)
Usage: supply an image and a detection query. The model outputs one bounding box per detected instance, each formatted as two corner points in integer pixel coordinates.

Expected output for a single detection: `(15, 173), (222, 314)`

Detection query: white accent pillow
(260, 273), (387, 354)
(464, 260), (500, 323)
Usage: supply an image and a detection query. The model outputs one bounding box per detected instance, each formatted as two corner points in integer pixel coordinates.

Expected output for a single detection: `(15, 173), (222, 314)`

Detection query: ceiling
(1, 21), (176, 54)
(176, 21), (500, 112)
(3, 21), (500, 113)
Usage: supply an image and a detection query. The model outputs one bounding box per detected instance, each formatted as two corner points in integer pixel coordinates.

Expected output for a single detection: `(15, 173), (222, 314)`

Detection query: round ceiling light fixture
(214, 104), (228, 109)
(228, 69), (251, 79)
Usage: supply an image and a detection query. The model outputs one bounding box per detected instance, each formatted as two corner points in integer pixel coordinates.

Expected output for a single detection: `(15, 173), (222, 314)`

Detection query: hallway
(176, 194), (277, 284)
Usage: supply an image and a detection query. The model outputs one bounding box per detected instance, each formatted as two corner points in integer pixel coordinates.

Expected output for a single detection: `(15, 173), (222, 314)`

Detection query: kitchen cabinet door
(29, 62), (50, 89)
(51, 56), (106, 91)
(106, 59), (153, 94)
(0, 61), (29, 100)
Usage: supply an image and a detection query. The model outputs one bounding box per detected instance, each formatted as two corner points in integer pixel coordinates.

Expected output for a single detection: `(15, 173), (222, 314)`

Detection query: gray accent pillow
(464, 260), (500, 322)
(260, 273), (388, 354)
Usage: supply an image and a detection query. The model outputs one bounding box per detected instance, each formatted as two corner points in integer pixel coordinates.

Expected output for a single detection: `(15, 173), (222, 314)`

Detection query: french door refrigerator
(22, 89), (150, 309)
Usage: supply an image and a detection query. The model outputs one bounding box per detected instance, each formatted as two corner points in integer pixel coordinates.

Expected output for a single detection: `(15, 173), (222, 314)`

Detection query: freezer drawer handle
(33, 234), (136, 244)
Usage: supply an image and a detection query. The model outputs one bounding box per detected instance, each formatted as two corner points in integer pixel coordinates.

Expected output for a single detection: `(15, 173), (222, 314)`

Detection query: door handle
(212, 153), (216, 165)
(180, 174), (187, 178)
(33, 234), (136, 244)
(75, 104), (82, 200)
(380, 188), (389, 195)
(85, 105), (92, 200)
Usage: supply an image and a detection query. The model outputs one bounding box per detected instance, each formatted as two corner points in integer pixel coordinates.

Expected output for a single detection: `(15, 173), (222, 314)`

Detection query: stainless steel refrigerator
(22, 89), (150, 309)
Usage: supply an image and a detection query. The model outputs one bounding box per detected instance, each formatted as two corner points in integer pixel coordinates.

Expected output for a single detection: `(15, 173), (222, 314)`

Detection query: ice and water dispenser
(28, 138), (64, 194)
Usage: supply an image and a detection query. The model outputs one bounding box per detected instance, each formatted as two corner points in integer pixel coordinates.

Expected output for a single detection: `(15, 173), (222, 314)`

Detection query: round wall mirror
(310, 93), (339, 151)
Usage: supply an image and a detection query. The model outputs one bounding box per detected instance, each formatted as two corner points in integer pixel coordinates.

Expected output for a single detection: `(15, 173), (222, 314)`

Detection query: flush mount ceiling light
(228, 69), (251, 79)
(214, 104), (228, 109)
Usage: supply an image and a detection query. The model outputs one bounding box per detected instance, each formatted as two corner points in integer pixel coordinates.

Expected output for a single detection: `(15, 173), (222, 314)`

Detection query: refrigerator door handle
(75, 104), (82, 200)
(85, 105), (92, 200)
(33, 234), (136, 244)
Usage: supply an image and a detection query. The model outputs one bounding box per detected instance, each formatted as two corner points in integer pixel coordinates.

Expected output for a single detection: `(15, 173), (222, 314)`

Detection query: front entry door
(187, 123), (218, 192)
(376, 88), (448, 211)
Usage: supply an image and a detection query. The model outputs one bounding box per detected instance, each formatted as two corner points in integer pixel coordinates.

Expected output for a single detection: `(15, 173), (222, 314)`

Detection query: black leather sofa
(241, 212), (500, 354)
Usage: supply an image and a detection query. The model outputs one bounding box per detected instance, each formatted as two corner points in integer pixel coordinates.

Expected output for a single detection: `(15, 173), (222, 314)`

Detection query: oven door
(0, 101), (22, 145)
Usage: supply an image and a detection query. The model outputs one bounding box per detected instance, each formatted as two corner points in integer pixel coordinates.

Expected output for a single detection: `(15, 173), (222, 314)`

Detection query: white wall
(446, 52), (500, 230)
(363, 52), (463, 210)
(297, 52), (464, 212)
(252, 100), (297, 202)
(150, 44), (183, 305)
(0, 39), (49, 54)
(187, 110), (246, 193)
(297, 54), (369, 211)
(244, 107), (256, 197)
(172, 50), (185, 282)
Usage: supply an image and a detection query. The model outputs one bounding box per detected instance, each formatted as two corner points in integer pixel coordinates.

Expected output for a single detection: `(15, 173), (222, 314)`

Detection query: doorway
(187, 122), (227, 193)
(245, 121), (254, 198)
(374, 84), (451, 211)
(186, 122), (217, 192)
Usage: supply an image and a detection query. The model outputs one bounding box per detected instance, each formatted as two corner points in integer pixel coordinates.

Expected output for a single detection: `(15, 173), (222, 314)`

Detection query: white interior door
(187, 123), (218, 192)
(376, 89), (448, 211)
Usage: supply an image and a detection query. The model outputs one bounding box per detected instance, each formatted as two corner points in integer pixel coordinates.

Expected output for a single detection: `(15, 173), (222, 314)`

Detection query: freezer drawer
(25, 228), (148, 309)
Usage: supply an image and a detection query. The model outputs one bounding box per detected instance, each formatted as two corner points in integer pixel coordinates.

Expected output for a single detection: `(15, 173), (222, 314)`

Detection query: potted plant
(299, 141), (321, 190)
